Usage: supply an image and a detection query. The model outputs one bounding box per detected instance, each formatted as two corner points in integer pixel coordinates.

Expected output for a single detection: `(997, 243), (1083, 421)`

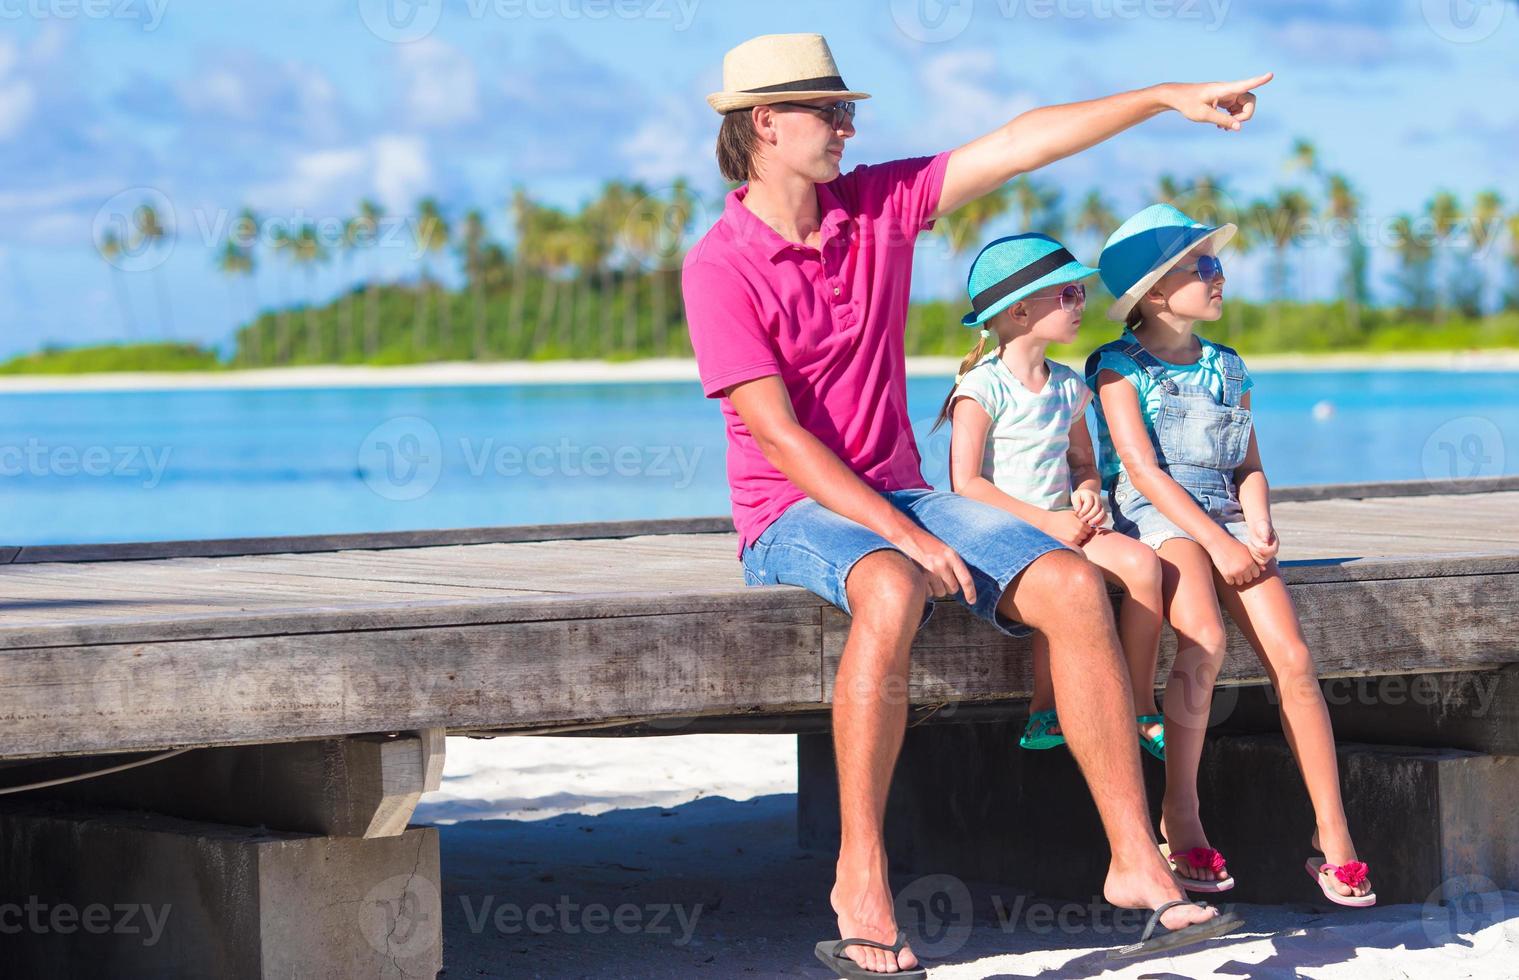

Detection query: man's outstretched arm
(929, 74), (1273, 222)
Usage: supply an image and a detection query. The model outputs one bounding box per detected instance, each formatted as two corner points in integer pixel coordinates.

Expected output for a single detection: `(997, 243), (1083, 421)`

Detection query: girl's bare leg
(1212, 560), (1372, 899)
(1081, 530), (1165, 727)
(1030, 631), (1058, 734)
(1154, 537), (1231, 885)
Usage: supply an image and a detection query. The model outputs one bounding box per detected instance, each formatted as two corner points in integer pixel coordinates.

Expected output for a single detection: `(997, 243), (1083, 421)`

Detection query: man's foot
(1311, 829), (1373, 901)
(1104, 855), (1221, 933)
(1159, 809), (1230, 885)
(830, 852), (920, 974)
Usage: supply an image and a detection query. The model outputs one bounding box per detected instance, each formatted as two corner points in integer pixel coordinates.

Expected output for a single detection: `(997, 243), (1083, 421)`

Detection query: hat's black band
(741, 75), (848, 94)
(970, 248), (1078, 316)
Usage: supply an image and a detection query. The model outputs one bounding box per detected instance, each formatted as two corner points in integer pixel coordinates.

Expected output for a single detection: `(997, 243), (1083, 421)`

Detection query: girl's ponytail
(930, 330), (992, 433)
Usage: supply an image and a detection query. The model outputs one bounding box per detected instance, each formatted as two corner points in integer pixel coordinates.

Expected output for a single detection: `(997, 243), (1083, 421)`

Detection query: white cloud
(618, 97), (709, 184)
(244, 136), (428, 215)
(0, 38), (36, 141)
(396, 38), (479, 129)
(372, 134), (431, 213)
(914, 49), (1038, 144)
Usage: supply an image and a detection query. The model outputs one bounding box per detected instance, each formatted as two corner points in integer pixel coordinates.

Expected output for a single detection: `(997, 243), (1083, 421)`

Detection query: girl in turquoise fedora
(934, 233), (1167, 762)
(1086, 204), (1375, 907)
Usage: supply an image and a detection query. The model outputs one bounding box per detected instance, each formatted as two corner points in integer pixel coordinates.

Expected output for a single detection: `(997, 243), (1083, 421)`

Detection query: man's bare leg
(828, 548), (928, 975)
(998, 548), (1216, 931)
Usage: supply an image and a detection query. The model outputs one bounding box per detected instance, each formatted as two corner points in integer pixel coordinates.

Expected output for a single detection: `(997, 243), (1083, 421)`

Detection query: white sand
(416, 734), (1518, 978)
(3, 349), (1519, 392)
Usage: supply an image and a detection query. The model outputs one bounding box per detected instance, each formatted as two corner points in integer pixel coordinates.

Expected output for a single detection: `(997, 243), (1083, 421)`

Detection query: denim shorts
(1109, 471), (1252, 551)
(739, 488), (1065, 638)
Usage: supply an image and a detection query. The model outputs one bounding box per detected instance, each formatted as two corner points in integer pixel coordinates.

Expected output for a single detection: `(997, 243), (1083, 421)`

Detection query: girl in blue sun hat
(933, 233), (1167, 762)
(1087, 203), (1376, 907)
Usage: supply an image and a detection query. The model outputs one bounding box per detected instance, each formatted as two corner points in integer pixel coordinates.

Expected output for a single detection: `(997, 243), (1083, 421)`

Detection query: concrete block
(0, 802), (441, 979)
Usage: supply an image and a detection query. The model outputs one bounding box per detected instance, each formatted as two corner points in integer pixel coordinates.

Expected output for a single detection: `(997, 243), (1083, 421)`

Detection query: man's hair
(716, 108), (761, 183)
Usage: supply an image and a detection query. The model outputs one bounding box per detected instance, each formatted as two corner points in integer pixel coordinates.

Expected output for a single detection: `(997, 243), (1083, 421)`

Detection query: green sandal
(1020, 709), (1066, 750)
(1138, 713), (1166, 761)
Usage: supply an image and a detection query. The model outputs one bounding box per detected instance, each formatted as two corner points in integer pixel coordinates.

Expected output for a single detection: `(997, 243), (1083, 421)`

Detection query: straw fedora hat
(706, 33), (870, 115)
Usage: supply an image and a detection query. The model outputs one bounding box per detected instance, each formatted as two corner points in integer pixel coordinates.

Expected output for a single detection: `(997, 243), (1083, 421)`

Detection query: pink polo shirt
(681, 150), (951, 556)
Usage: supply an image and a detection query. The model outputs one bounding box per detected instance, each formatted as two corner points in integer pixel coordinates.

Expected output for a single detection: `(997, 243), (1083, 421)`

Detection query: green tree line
(43, 136), (1519, 372)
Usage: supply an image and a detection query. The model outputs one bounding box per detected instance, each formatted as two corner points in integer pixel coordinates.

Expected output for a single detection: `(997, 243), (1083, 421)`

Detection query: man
(681, 32), (1271, 975)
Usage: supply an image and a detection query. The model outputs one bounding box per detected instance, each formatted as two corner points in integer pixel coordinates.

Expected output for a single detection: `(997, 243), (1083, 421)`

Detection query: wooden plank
(5, 516), (737, 563)
(5, 476), (1514, 564)
(823, 569), (1519, 702)
(1271, 475), (1519, 502)
(0, 605), (824, 760)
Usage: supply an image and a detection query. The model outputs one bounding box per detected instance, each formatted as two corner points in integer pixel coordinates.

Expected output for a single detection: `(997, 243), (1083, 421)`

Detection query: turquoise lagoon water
(0, 369), (1514, 546)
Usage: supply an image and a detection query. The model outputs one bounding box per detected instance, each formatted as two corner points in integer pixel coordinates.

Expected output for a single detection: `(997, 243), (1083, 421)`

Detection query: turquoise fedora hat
(961, 233), (1099, 329)
(1099, 203), (1236, 322)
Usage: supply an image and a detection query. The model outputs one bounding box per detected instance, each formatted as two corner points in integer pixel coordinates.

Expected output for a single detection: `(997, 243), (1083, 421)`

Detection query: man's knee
(998, 549), (1108, 626)
(845, 548), (929, 619)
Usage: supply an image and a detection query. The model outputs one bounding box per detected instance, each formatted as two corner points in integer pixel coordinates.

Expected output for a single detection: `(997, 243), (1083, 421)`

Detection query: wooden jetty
(2, 475), (1517, 977)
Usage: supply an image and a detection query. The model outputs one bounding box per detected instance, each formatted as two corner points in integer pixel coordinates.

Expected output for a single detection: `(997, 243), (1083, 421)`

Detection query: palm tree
(412, 198), (450, 354)
(1425, 191), (1464, 324)
(1390, 213), (1435, 314)
(216, 239), (254, 361)
(96, 229), (138, 340)
(1009, 175), (1063, 237)
(356, 199), (384, 359)
(458, 209), (489, 359)
(1073, 190), (1117, 250)
(1288, 137), (1319, 176)
(1325, 174), (1365, 334)
(927, 185), (1011, 353)
(1262, 189), (1314, 332)
(1467, 190), (1505, 317)
(1505, 212), (1519, 311)
(507, 188), (533, 357)
(291, 223), (328, 361)
(270, 225), (295, 362)
(132, 202), (174, 338)
(1155, 174), (1183, 206)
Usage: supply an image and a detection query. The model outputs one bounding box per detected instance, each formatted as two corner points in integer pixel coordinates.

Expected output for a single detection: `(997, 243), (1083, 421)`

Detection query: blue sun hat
(961, 233), (1100, 329)
(1098, 203), (1236, 322)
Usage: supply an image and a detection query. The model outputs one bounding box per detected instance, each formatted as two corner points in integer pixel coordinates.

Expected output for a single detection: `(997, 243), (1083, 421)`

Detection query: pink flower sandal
(1305, 856), (1376, 908)
(1160, 842), (1236, 893)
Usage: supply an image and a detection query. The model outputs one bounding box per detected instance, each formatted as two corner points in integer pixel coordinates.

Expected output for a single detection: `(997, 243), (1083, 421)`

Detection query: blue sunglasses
(1171, 255), (1224, 282)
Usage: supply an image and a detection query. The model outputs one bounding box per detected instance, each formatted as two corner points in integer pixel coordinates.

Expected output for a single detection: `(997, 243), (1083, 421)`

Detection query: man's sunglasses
(1024, 282), (1087, 313)
(1170, 255), (1224, 282)
(770, 100), (857, 130)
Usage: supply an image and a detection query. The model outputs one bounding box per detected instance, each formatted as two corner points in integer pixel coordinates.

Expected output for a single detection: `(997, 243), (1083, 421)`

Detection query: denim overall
(1085, 336), (1254, 546)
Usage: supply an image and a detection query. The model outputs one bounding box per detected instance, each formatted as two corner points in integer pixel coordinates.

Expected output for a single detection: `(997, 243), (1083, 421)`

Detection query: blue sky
(1, 0), (1517, 358)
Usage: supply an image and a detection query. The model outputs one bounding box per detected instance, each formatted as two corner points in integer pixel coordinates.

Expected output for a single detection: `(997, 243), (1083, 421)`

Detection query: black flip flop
(1106, 899), (1245, 960)
(813, 929), (928, 978)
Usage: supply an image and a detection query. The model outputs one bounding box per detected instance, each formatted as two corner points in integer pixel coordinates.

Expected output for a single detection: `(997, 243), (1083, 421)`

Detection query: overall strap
(1118, 339), (1180, 395)
(1207, 340), (1247, 408)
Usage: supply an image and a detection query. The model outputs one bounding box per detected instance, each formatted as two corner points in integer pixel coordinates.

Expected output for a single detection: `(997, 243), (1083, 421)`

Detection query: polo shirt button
(832, 286), (841, 296)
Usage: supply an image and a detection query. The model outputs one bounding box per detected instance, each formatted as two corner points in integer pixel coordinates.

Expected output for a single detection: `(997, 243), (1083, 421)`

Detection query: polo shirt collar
(724, 180), (850, 260)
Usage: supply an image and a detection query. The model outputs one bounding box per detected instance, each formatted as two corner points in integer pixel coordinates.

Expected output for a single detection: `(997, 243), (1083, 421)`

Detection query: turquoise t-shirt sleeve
(1090, 350), (1151, 405)
(1240, 364), (1254, 397)
(952, 363), (1003, 421)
